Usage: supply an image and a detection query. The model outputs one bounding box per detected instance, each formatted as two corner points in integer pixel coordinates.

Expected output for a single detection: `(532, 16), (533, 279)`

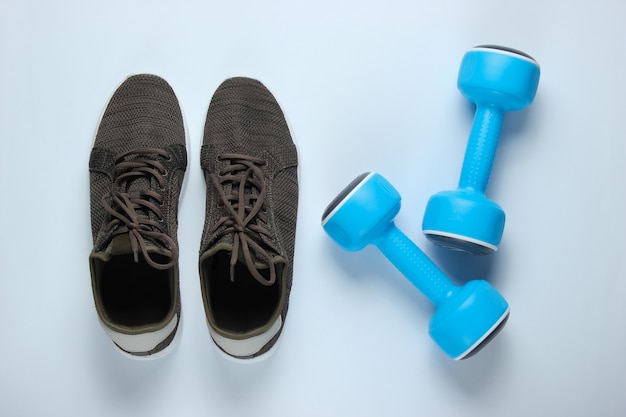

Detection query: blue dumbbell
(322, 172), (509, 359)
(422, 45), (541, 255)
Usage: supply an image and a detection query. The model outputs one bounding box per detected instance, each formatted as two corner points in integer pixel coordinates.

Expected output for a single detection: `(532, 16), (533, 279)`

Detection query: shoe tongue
(118, 154), (159, 217)
(236, 245), (270, 269)
(108, 233), (171, 258)
(109, 234), (133, 256)
(207, 237), (264, 265)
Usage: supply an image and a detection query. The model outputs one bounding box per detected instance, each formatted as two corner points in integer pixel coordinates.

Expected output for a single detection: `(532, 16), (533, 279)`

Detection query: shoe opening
(97, 252), (174, 327)
(201, 250), (282, 334)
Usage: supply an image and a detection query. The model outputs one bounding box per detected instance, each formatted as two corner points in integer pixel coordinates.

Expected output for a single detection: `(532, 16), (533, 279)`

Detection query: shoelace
(102, 148), (178, 270)
(210, 153), (280, 286)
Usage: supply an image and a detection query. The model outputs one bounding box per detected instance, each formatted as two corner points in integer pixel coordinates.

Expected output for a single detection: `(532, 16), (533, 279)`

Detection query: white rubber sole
(207, 316), (283, 364)
(102, 314), (183, 361)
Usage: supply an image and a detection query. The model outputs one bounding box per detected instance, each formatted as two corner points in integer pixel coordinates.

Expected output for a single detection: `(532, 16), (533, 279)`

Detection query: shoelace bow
(210, 153), (280, 286)
(102, 148), (178, 270)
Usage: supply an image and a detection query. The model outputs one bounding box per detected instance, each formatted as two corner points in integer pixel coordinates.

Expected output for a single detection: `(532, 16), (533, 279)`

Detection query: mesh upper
(88, 74), (187, 357)
(199, 77), (299, 357)
(89, 74), (187, 251)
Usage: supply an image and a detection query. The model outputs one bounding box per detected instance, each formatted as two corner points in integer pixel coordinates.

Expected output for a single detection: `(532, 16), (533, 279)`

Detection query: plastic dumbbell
(322, 172), (509, 359)
(422, 45), (541, 255)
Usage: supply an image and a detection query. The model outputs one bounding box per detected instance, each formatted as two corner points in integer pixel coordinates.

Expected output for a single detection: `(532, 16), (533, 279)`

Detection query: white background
(1, 1), (625, 416)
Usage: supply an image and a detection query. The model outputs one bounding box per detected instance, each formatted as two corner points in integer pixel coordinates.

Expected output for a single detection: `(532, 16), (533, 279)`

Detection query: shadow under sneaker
(199, 77), (299, 360)
(88, 74), (187, 359)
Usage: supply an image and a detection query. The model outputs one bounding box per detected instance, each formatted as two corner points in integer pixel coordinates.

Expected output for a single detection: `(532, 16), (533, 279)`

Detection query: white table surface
(1, 1), (625, 416)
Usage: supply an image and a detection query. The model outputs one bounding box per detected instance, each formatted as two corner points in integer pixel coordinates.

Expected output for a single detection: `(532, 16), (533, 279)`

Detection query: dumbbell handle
(375, 223), (456, 305)
(458, 105), (504, 193)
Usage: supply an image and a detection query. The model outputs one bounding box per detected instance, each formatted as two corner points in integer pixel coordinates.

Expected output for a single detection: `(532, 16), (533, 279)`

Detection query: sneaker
(88, 74), (187, 359)
(199, 77), (299, 360)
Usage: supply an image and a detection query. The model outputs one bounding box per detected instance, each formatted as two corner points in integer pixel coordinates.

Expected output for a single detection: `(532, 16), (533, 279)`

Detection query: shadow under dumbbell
(433, 325), (510, 394)
(426, 242), (505, 289)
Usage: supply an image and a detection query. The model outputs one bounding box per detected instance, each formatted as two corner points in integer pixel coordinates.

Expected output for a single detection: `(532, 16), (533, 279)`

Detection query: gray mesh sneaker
(199, 77), (299, 360)
(88, 74), (187, 359)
